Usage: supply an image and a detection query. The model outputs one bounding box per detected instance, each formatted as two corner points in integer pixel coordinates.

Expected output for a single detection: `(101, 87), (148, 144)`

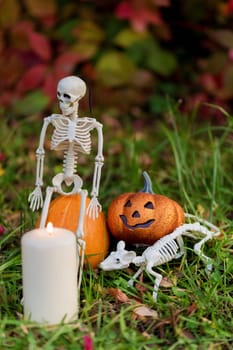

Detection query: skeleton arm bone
(28, 116), (54, 211)
(86, 122), (104, 219)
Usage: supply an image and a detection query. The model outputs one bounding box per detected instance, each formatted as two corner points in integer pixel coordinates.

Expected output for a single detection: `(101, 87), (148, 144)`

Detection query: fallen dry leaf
(133, 305), (159, 320)
(160, 276), (176, 288)
(142, 331), (151, 339)
(135, 282), (147, 295)
(20, 324), (29, 335)
(176, 328), (195, 339)
(107, 288), (130, 303)
(135, 272), (147, 296)
(187, 303), (198, 316)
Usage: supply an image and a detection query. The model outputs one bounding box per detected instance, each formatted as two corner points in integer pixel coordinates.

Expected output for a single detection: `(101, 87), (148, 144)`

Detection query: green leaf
(127, 38), (177, 76)
(149, 94), (169, 114)
(12, 91), (49, 116)
(146, 46), (177, 76)
(114, 28), (149, 48)
(55, 19), (78, 44)
(96, 51), (136, 87)
(72, 21), (104, 59)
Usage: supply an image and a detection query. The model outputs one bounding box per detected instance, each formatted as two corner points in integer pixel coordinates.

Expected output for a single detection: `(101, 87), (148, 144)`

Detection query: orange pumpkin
(36, 194), (110, 268)
(107, 172), (184, 245)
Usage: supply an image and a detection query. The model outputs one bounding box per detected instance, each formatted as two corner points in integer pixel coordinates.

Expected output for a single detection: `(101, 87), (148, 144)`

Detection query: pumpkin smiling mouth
(120, 215), (155, 229)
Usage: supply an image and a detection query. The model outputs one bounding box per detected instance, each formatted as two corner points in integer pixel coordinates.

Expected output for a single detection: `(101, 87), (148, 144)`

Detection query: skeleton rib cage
(50, 116), (96, 153)
(150, 238), (180, 265)
(47, 116), (99, 178)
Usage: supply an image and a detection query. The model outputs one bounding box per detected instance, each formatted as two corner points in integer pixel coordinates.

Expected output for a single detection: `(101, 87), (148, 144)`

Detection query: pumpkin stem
(140, 171), (154, 194)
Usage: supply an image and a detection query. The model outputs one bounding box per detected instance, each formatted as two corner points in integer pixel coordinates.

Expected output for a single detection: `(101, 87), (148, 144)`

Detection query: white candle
(21, 223), (78, 324)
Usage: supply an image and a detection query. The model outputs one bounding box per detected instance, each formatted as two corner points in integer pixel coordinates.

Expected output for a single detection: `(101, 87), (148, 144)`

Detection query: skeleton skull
(57, 76), (87, 117)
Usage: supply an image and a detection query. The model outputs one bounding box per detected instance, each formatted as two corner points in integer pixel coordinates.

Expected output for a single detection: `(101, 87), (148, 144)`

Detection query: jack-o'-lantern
(107, 172), (184, 245)
(36, 194), (110, 268)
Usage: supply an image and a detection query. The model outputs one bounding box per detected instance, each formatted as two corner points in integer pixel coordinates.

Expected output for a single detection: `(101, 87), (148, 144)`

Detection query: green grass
(0, 104), (233, 349)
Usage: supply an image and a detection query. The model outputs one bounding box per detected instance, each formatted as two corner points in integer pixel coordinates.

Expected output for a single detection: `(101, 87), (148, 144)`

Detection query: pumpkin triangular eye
(144, 201), (154, 209)
(124, 200), (132, 207)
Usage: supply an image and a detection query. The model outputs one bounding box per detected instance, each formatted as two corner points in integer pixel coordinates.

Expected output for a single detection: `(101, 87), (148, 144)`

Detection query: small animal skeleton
(100, 214), (220, 301)
(28, 76), (104, 300)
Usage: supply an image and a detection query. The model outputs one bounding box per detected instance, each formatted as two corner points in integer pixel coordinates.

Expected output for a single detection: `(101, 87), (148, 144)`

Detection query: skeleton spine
(63, 146), (78, 177)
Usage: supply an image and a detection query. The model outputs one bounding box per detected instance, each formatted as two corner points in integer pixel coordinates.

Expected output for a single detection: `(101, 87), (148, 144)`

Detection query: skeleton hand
(28, 186), (43, 211)
(86, 196), (102, 220)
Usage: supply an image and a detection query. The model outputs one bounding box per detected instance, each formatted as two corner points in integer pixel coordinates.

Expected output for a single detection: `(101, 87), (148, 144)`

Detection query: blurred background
(1, 3), (233, 345)
(1, 0), (233, 123)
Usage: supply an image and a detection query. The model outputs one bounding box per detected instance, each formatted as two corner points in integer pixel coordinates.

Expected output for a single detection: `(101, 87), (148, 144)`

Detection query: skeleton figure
(29, 75), (104, 222)
(28, 76), (104, 299)
(100, 214), (220, 301)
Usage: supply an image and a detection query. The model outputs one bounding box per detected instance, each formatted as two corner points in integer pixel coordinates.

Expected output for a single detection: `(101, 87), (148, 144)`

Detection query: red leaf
(0, 91), (20, 107)
(228, 0), (233, 13)
(0, 50), (24, 87)
(115, 1), (162, 32)
(0, 152), (5, 162)
(28, 31), (51, 61)
(54, 52), (82, 78)
(229, 48), (233, 61)
(115, 1), (132, 19)
(17, 64), (46, 93)
(11, 21), (35, 50)
(0, 225), (5, 236)
(200, 73), (218, 93)
(39, 15), (57, 29)
(42, 73), (57, 100)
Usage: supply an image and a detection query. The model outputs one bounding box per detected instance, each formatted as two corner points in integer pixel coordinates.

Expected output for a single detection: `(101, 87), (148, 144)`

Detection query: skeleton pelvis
(52, 173), (83, 195)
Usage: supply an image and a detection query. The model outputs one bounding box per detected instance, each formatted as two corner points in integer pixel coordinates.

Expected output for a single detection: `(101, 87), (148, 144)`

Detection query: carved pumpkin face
(107, 172), (184, 245)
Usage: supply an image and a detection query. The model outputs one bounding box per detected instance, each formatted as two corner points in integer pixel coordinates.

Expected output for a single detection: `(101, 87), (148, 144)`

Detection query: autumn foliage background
(1, 0), (233, 123)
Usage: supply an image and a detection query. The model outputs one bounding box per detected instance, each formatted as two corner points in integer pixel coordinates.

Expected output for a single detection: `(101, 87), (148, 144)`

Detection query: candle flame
(47, 222), (54, 234)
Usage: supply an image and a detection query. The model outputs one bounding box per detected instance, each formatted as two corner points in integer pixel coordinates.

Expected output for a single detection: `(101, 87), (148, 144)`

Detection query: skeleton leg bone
(179, 223), (217, 272)
(174, 221), (219, 272)
(128, 264), (145, 287)
(75, 189), (88, 310)
(75, 189), (88, 239)
(193, 232), (214, 272)
(76, 238), (86, 310)
(39, 186), (57, 228)
(146, 263), (163, 301)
